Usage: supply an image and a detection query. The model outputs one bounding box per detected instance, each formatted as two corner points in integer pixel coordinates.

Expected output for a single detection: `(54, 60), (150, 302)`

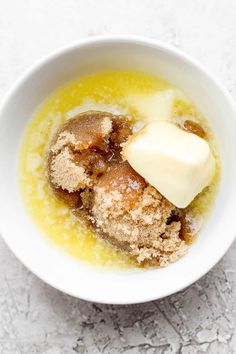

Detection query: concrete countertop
(0, 0), (236, 353)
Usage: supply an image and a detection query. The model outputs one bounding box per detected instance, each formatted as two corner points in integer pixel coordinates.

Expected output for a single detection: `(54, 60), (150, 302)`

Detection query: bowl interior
(0, 38), (236, 304)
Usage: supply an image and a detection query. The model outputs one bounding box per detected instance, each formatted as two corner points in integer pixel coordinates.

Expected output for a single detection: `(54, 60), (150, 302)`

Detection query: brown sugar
(92, 162), (188, 266)
(50, 146), (91, 192)
(48, 111), (131, 195)
(48, 110), (193, 266)
(96, 161), (146, 210)
(54, 111), (114, 152)
(51, 185), (82, 208)
(183, 119), (206, 138)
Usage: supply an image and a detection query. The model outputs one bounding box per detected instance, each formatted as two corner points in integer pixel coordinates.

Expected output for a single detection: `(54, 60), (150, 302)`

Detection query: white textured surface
(0, 0), (236, 353)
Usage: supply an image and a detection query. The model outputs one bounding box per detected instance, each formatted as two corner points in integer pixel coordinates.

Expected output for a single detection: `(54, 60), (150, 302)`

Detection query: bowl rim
(0, 35), (236, 304)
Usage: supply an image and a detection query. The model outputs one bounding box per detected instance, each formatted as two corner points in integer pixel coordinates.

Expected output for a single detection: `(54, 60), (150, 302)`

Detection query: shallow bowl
(0, 36), (236, 304)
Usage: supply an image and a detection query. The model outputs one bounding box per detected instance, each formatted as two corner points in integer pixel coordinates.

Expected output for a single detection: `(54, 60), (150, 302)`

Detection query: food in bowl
(19, 70), (220, 268)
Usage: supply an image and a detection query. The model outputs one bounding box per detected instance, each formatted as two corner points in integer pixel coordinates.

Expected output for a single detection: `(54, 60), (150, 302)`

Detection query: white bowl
(0, 36), (236, 305)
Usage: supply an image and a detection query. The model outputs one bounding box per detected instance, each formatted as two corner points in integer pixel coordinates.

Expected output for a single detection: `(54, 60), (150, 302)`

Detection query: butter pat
(123, 121), (215, 208)
(128, 89), (190, 124)
(128, 90), (175, 121)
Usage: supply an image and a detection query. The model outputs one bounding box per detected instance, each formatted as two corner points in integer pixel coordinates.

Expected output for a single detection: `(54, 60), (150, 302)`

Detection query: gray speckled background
(0, 1), (236, 353)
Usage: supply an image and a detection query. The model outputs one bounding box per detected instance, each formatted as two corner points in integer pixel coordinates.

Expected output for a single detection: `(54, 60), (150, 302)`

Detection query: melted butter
(19, 70), (220, 268)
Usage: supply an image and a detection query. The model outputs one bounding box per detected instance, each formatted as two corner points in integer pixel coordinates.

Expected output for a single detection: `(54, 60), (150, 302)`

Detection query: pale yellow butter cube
(128, 90), (175, 121)
(128, 89), (190, 125)
(123, 121), (215, 208)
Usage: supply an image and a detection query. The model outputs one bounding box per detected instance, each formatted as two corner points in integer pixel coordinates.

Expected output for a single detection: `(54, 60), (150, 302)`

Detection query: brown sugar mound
(92, 162), (188, 266)
(48, 111), (131, 196)
(48, 110), (190, 266)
